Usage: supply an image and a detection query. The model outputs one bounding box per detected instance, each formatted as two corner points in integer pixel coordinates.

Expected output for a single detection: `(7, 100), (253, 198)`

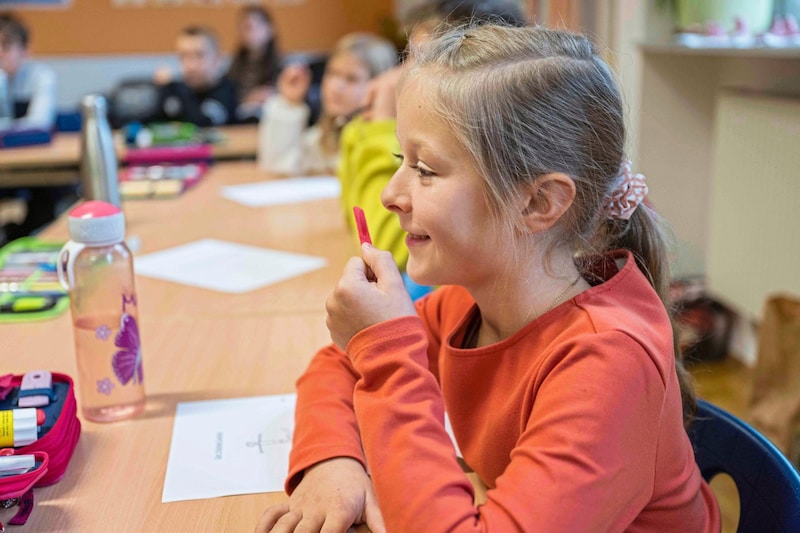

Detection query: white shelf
(640, 43), (800, 59)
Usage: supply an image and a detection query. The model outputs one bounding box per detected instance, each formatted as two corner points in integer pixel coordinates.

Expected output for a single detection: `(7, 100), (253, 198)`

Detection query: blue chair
(690, 399), (800, 532)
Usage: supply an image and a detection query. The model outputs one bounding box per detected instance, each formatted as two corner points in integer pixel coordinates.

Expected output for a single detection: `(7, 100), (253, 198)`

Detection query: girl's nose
(382, 166), (411, 214)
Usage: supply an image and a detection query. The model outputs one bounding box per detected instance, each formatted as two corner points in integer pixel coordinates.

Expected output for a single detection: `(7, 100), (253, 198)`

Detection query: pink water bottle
(57, 201), (145, 422)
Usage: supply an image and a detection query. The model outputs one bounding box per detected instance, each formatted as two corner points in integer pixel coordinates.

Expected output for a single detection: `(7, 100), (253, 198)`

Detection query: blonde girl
(258, 33), (396, 176)
(257, 24), (721, 533)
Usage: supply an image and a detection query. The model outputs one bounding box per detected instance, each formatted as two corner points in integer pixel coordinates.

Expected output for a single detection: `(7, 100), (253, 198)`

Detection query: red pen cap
(353, 206), (372, 245)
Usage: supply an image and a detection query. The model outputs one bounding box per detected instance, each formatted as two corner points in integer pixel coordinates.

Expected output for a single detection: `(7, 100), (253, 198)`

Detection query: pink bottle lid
(67, 200), (125, 246)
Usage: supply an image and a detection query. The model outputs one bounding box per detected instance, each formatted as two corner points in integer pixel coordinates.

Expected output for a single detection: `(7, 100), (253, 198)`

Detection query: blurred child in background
(150, 26), (238, 127)
(258, 32), (396, 176)
(227, 5), (281, 122)
(0, 12), (56, 131)
(0, 12), (63, 247)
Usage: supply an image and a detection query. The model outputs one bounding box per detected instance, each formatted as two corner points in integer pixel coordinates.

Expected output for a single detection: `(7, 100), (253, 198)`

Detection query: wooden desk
(3, 314), (333, 531)
(0, 161), (357, 531)
(0, 125), (259, 188)
(41, 161), (354, 316)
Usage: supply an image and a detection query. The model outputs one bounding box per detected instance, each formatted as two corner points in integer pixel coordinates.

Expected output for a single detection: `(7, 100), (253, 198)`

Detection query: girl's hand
(326, 244), (416, 350)
(254, 457), (385, 533)
(278, 64), (312, 106)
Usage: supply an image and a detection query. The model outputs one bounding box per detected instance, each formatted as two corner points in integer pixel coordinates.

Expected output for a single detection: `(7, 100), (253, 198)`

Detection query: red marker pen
(353, 206), (373, 245)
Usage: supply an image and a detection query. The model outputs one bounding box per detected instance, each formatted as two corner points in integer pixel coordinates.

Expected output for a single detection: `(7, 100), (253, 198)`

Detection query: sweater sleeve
(348, 321), (671, 532)
(16, 63), (56, 130)
(284, 293), (444, 495)
(338, 118), (408, 270)
(284, 343), (365, 494)
(258, 94), (310, 175)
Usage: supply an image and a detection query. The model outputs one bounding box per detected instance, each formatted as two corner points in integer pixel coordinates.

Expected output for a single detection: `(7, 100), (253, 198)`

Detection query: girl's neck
(467, 249), (589, 347)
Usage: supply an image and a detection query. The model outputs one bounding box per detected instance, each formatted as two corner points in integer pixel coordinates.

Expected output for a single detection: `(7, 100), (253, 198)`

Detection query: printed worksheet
(162, 394), (296, 502)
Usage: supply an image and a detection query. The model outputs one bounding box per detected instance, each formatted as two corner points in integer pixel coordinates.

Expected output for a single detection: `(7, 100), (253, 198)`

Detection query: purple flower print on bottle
(97, 377), (115, 396)
(112, 313), (144, 386)
(95, 324), (112, 341)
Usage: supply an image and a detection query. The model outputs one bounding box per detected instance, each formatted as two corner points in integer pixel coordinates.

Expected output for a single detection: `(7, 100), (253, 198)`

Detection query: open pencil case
(0, 372), (81, 528)
(0, 237), (69, 323)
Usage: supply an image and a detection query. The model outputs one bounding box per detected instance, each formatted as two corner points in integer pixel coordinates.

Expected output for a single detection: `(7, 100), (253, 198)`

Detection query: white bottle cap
(67, 200), (125, 246)
(12, 408), (38, 447)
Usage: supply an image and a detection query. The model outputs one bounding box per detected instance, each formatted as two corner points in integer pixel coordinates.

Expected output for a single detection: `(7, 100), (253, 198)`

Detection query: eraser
(18, 370), (52, 408)
(353, 206), (372, 245)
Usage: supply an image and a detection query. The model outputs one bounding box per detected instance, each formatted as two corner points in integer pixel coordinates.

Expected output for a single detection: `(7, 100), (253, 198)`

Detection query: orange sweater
(287, 250), (721, 532)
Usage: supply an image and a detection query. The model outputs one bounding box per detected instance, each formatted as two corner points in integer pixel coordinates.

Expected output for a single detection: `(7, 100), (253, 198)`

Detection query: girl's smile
(405, 232), (431, 248)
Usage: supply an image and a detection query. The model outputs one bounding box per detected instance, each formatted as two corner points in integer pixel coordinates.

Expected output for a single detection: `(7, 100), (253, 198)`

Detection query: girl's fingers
(360, 244), (402, 288)
(363, 496), (387, 533)
(267, 509), (303, 533)
(319, 510), (358, 533)
(254, 504), (290, 533)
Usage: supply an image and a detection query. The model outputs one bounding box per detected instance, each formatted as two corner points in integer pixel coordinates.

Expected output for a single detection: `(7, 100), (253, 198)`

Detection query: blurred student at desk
(227, 4), (281, 123)
(149, 26), (238, 127)
(0, 12), (56, 131)
(0, 12), (66, 248)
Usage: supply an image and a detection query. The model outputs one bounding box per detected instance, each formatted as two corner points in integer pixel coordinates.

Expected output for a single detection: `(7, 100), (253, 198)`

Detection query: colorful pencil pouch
(0, 237), (69, 323)
(0, 372), (81, 528)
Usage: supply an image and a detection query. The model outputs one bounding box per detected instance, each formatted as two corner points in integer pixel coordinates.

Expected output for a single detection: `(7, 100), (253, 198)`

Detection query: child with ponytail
(257, 23), (720, 533)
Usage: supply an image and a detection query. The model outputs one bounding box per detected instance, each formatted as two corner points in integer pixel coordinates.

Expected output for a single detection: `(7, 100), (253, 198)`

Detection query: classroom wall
(15, 0), (394, 56)
(40, 53), (177, 109)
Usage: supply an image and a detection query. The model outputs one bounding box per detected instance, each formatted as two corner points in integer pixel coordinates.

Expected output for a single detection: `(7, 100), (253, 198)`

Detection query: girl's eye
(413, 165), (434, 178)
(410, 164), (435, 182)
(393, 153), (434, 180)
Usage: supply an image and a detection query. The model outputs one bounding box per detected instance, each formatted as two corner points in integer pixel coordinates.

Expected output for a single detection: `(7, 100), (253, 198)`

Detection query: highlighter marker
(0, 408), (38, 447)
(352, 206), (373, 245)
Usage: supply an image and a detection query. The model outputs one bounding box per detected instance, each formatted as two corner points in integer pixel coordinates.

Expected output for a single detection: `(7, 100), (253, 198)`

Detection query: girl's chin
(405, 264), (435, 288)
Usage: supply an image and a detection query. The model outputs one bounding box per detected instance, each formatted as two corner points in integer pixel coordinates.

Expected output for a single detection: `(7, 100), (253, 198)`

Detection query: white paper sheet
(134, 239), (326, 293)
(162, 394), (296, 503)
(161, 394), (464, 503)
(221, 176), (341, 207)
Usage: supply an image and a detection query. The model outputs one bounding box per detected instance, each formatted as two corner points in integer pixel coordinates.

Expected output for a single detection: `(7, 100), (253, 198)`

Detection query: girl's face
(383, 78), (509, 289)
(239, 13), (271, 51)
(321, 52), (371, 119)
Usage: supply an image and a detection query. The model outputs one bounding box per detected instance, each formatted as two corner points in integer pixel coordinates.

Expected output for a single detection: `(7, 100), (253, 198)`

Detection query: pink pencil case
(123, 144), (213, 165)
(0, 372), (81, 528)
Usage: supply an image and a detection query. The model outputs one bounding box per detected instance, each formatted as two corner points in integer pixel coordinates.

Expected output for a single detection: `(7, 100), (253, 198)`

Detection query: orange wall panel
(11, 0), (393, 56)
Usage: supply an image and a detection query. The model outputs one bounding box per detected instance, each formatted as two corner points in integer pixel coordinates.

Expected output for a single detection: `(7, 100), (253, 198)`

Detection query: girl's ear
(519, 173), (576, 233)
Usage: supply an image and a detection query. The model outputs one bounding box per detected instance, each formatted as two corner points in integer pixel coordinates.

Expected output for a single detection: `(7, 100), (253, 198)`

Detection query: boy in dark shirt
(150, 26), (238, 127)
